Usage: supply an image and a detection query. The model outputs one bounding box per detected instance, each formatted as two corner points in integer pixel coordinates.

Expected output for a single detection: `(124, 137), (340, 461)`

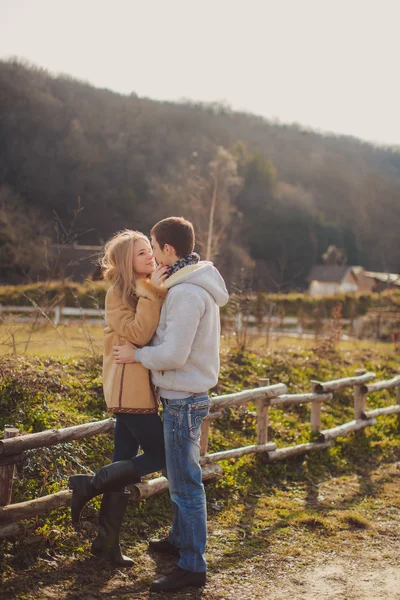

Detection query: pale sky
(1, 0), (399, 146)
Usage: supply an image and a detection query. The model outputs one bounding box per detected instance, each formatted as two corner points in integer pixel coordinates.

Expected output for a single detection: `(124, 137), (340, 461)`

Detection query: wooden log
(270, 392), (332, 407)
(0, 428), (19, 506)
(397, 382), (400, 424)
(200, 420), (210, 456)
(257, 400), (270, 444)
(310, 383), (322, 433)
(354, 384), (367, 419)
(361, 375), (400, 394)
(0, 453), (24, 468)
(267, 441), (333, 462)
(257, 377), (270, 444)
(204, 410), (222, 422)
(363, 405), (400, 419)
(0, 522), (20, 539)
(318, 418), (377, 442)
(200, 411), (222, 456)
(131, 464), (223, 500)
(0, 490), (72, 524)
(354, 368), (367, 376)
(311, 372), (376, 394)
(210, 383), (287, 411)
(0, 419), (115, 457)
(199, 443), (277, 465)
(354, 369), (368, 420)
(311, 401), (322, 433)
(0, 465), (223, 524)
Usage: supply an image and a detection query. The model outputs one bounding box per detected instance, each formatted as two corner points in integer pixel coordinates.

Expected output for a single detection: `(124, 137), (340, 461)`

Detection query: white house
(307, 265), (375, 295)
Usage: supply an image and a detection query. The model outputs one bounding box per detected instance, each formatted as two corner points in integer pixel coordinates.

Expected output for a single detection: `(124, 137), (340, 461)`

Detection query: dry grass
(0, 321), (103, 357)
(0, 321), (392, 359)
(222, 330), (392, 356)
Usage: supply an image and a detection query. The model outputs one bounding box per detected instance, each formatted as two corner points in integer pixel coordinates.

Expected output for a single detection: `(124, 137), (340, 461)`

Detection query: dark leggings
(113, 412), (166, 477)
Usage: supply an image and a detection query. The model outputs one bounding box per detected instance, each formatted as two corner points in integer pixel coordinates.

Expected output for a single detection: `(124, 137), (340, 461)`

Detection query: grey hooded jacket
(135, 261), (229, 399)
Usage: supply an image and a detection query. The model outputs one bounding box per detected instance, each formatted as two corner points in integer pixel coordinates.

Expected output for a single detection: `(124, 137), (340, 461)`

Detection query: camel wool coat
(102, 278), (167, 414)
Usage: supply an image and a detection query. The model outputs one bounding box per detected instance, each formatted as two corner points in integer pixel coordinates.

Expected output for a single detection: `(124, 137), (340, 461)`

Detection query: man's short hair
(151, 217), (195, 258)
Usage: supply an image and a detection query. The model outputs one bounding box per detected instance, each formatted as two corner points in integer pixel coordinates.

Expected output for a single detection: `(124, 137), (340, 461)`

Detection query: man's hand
(113, 342), (138, 364)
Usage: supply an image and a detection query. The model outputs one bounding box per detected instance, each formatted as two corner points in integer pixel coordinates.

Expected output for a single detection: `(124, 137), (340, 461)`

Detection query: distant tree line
(1, 59), (400, 290)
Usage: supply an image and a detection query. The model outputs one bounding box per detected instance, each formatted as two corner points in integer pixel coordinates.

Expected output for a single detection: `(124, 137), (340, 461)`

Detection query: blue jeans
(162, 393), (210, 573)
(113, 413), (165, 477)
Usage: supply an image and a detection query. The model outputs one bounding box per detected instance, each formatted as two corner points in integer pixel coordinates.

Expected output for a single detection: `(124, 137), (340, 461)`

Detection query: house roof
(364, 271), (400, 286)
(307, 265), (353, 283)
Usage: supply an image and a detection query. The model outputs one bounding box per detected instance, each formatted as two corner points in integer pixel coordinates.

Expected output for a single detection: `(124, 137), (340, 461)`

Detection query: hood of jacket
(164, 261), (229, 307)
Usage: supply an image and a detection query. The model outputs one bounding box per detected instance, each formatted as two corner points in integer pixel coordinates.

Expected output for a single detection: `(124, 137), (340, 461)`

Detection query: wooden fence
(0, 304), (105, 324)
(0, 304), (367, 337)
(1, 368), (400, 539)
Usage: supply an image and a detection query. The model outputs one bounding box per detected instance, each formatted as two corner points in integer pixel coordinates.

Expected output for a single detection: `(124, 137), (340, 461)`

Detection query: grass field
(0, 321), (104, 357)
(0, 320), (394, 358)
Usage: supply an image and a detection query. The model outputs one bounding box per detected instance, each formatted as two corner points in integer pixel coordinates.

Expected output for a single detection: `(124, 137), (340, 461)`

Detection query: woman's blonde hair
(100, 229), (149, 308)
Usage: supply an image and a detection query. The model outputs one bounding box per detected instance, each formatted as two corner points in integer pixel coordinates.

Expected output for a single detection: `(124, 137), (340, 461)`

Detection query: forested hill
(1, 59), (400, 289)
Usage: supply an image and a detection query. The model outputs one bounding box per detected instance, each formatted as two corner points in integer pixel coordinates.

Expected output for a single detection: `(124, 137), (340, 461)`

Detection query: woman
(68, 229), (168, 567)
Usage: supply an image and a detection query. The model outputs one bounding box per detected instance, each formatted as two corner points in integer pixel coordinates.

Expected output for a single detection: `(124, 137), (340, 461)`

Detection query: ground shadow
(2, 437), (399, 599)
(1, 557), (116, 600)
(1, 541), (212, 600)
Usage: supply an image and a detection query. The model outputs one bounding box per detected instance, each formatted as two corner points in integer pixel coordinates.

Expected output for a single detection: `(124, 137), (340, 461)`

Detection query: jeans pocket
(187, 398), (210, 441)
(163, 398), (182, 416)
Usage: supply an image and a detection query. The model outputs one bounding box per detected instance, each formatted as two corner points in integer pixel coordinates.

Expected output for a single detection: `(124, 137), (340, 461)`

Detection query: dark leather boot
(148, 537), (180, 557)
(150, 566), (206, 592)
(68, 460), (140, 527)
(91, 490), (133, 567)
(68, 474), (96, 527)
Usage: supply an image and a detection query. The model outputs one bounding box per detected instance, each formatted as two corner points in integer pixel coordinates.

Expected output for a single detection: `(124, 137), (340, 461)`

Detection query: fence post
(310, 381), (322, 433)
(396, 376), (400, 425)
(257, 377), (270, 444)
(54, 305), (61, 325)
(0, 427), (20, 506)
(354, 368), (367, 419)
(200, 420), (210, 456)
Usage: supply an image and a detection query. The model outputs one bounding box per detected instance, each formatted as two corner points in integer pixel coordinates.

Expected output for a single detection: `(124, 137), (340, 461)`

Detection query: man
(113, 216), (229, 592)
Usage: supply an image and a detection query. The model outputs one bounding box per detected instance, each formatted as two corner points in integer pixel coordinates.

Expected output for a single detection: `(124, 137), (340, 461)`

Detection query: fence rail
(0, 367), (399, 538)
(0, 304), (104, 324)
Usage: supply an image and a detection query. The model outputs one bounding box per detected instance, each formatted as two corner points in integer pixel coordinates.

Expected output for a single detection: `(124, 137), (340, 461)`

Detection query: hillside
(1, 59), (400, 288)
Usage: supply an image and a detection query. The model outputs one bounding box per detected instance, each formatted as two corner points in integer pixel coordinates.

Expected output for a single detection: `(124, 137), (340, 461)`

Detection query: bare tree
(150, 146), (243, 262)
(204, 147), (242, 260)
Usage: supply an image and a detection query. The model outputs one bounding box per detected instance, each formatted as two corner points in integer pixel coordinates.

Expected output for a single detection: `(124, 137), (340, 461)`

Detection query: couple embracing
(68, 216), (229, 593)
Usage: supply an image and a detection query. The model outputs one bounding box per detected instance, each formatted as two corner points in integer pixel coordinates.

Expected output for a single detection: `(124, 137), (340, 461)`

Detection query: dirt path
(236, 526), (400, 600)
(271, 555), (400, 600)
(6, 525), (398, 600)
(2, 462), (400, 600)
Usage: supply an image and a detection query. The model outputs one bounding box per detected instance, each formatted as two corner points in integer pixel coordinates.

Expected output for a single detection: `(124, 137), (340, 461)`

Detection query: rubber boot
(68, 460), (140, 527)
(91, 490), (133, 567)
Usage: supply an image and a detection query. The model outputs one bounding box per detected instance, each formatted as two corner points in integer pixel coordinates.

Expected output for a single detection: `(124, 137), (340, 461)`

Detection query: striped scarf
(167, 253), (200, 278)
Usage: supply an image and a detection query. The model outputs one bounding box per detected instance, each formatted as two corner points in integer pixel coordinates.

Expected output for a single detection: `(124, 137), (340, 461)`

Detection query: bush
(0, 355), (112, 502)
(1, 282), (399, 321)
(0, 280), (108, 309)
